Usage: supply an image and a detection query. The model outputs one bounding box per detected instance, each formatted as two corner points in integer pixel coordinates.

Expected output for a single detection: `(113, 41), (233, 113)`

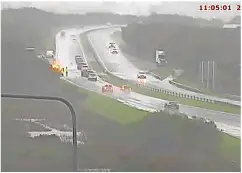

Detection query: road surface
(87, 28), (240, 107)
(50, 28), (240, 138)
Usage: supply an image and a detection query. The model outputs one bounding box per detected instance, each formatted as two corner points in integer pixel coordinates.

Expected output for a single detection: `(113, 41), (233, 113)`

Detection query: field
(61, 81), (241, 171)
(2, 87), (241, 171)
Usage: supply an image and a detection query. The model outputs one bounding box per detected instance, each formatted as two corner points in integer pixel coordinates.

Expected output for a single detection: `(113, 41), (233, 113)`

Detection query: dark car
(108, 42), (116, 49)
(75, 56), (85, 64)
(81, 67), (89, 77)
(137, 74), (147, 79)
(77, 62), (88, 70)
(87, 68), (95, 75)
(164, 101), (179, 110)
(110, 48), (118, 54)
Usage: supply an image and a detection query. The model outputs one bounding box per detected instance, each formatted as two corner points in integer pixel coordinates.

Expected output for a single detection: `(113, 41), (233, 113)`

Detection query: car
(120, 85), (132, 92)
(88, 73), (98, 81)
(164, 101), (179, 111)
(110, 48), (118, 54)
(46, 50), (55, 59)
(70, 34), (76, 40)
(137, 71), (147, 78)
(102, 84), (113, 93)
(26, 47), (35, 51)
(77, 62), (88, 70)
(81, 65), (88, 69)
(81, 67), (90, 77)
(137, 74), (147, 79)
(75, 55), (85, 64)
(137, 74), (147, 84)
(107, 42), (116, 49)
(87, 68), (95, 75)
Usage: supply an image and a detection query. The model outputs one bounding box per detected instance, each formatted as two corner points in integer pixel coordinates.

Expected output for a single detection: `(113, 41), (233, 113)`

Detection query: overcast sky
(1, 1), (241, 21)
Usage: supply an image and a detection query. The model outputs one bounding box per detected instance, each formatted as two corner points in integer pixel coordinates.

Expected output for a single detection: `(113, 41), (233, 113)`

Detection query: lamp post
(2, 94), (78, 171)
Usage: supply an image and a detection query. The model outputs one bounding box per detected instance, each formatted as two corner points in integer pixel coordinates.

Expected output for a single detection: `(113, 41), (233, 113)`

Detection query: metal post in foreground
(1, 94), (78, 172)
(201, 61), (204, 83)
(212, 61), (215, 90)
(207, 61), (210, 89)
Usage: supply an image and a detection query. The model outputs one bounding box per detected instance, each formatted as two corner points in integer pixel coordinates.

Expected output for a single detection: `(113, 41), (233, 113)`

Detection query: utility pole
(212, 61), (215, 90)
(207, 61), (210, 88)
(201, 61), (204, 83)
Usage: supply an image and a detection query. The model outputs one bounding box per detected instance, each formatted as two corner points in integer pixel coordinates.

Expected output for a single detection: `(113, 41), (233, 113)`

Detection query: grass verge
(174, 77), (219, 96)
(4, 78), (238, 172)
(76, 87), (149, 124)
(100, 74), (240, 114)
(62, 79), (241, 166)
(61, 79), (148, 124)
(219, 134), (241, 164)
(150, 67), (174, 79)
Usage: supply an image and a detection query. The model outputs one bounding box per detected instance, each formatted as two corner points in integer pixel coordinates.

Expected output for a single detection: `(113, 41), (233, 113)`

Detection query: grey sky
(1, 1), (241, 21)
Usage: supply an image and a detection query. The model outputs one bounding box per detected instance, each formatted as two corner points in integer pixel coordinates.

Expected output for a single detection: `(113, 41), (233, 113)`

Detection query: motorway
(50, 26), (240, 138)
(87, 28), (241, 106)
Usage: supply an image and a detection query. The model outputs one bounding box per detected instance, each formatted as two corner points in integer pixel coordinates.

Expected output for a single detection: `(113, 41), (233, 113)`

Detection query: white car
(70, 34), (76, 40)
(88, 73), (98, 81)
(137, 71), (147, 78)
(26, 47), (35, 51)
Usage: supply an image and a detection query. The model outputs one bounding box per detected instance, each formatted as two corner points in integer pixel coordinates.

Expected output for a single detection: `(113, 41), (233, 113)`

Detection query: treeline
(1, 8), (137, 51)
(2, 7), (240, 94)
(1, 7), (226, 48)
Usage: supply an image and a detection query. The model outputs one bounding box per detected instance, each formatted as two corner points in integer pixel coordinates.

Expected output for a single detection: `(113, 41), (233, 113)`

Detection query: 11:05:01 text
(199, 4), (241, 11)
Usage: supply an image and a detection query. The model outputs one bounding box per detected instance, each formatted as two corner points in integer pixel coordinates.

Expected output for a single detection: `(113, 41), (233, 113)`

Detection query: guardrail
(84, 27), (240, 107)
(148, 71), (164, 81)
(135, 83), (216, 103)
(145, 70), (240, 106)
(169, 80), (203, 93)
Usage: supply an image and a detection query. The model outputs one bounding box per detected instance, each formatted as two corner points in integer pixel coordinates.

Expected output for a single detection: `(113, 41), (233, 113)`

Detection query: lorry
(156, 50), (167, 67)
(164, 101), (179, 114)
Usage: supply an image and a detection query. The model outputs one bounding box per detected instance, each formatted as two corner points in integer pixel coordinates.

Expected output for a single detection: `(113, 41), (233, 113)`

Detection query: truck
(46, 50), (55, 59)
(156, 50), (167, 67)
(164, 101), (179, 114)
(75, 55), (85, 64)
